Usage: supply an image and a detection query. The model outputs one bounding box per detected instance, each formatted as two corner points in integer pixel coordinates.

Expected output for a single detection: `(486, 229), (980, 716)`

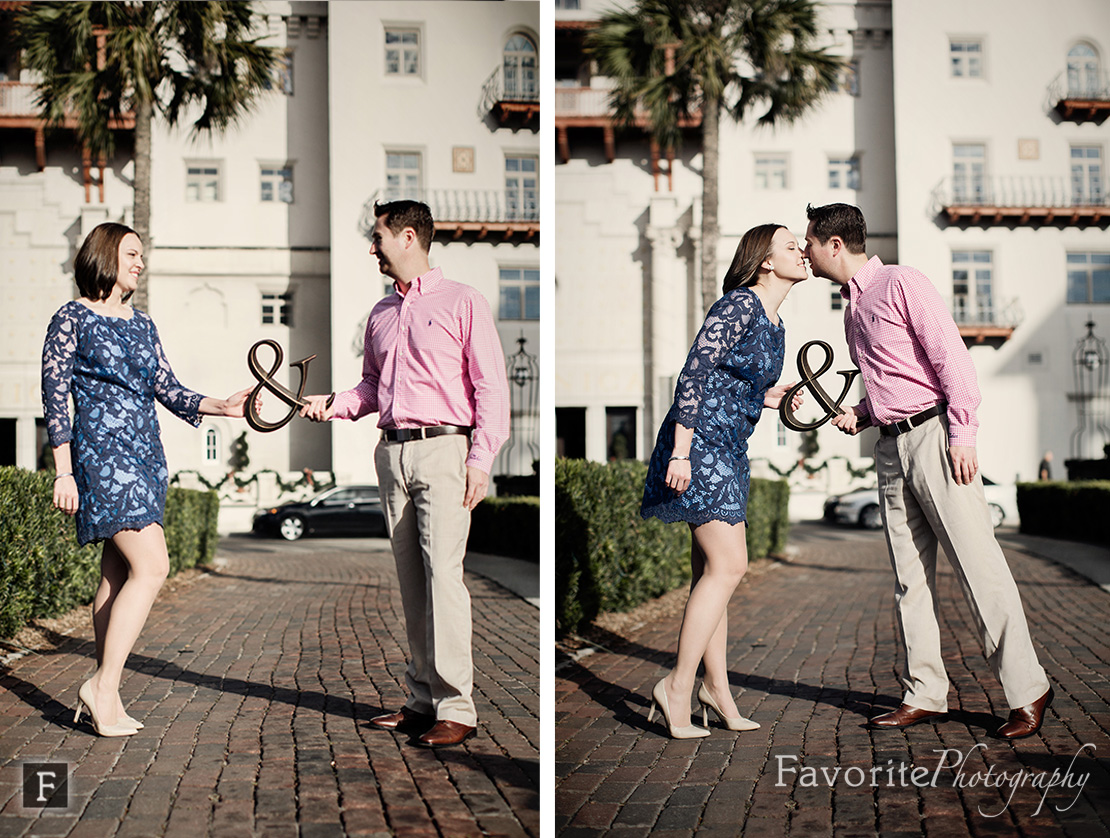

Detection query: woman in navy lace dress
(42, 223), (251, 736)
(641, 224), (808, 738)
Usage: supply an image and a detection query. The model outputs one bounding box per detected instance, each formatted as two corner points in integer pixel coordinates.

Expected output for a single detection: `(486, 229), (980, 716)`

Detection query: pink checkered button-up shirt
(842, 256), (981, 447)
(331, 267), (510, 474)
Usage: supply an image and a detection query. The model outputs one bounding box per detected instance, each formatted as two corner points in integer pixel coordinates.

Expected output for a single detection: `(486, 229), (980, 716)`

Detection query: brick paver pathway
(0, 536), (539, 837)
(556, 522), (1110, 837)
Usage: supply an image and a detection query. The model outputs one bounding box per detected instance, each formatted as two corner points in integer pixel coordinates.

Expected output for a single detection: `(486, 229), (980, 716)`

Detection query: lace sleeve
(148, 316), (204, 427)
(41, 307), (77, 447)
(673, 291), (756, 428)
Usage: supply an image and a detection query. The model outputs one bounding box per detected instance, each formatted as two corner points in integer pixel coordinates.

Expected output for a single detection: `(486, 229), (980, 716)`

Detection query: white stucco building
(0, 1), (540, 516)
(555, 0), (1109, 512)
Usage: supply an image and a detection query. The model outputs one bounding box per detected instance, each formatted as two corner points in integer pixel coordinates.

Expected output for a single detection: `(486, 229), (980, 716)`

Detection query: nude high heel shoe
(75, 680), (137, 737)
(698, 682), (760, 731)
(647, 678), (710, 739)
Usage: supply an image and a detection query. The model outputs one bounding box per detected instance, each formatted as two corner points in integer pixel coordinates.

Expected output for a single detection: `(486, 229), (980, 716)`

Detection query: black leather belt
(380, 424), (472, 443)
(878, 404), (946, 437)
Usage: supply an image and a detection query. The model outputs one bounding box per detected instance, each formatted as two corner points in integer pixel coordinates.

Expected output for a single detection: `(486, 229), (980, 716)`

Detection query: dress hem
(640, 508), (747, 527)
(78, 518), (164, 547)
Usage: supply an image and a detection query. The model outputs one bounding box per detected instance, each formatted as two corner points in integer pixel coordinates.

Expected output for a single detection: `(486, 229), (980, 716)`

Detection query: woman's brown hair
(74, 222), (139, 301)
(721, 223), (785, 294)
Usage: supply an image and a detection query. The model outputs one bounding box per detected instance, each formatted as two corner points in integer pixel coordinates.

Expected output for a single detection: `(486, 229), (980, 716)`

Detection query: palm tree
(15, 1), (281, 309)
(587, 0), (841, 312)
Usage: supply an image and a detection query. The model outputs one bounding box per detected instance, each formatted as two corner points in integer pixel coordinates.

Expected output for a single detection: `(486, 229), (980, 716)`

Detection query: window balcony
(479, 66), (538, 130)
(0, 80), (134, 200)
(1048, 70), (1110, 123)
(359, 189), (538, 245)
(933, 176), (1110, 226)
(951, 298), (1022, 347)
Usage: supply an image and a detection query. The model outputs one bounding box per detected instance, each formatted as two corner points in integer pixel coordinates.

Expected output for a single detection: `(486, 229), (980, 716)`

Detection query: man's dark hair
(74, 222), (139, 301)
(805, 203), (867, 254)
(374, 200), (435, 252)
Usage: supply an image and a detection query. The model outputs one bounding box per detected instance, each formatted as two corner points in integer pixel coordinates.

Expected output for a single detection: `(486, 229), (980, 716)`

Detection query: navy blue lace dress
(641, 288), (785, 526)
(41, 301), (205, 545)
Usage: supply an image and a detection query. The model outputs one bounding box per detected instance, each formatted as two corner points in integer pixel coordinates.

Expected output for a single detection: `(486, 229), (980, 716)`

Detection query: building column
(645, 195), (684, 452)
(16, 415), (39, 471)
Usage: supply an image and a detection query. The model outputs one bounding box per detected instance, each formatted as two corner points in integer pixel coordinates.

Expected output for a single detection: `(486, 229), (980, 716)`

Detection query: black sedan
(252, 485), (388, 541)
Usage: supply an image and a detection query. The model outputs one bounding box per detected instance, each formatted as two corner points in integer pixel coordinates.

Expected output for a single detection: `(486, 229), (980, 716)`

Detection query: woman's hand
(221, 388), (255, 418)
(764, 382), (803, 411)
(53, 474), (78, 516)
(665, 458), (691, 494)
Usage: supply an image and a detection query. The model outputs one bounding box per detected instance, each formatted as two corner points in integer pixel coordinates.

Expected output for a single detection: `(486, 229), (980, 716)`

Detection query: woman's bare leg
(661, 520), (749, 727)
(86, 524), (169, 726)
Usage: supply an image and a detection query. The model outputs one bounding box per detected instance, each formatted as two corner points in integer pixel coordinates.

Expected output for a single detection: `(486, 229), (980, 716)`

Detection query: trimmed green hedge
(0, 466), (220, 639)
(468, 495), (540, 561)
(556, 458), (790, 634)
(1017, 480), (1110, 543)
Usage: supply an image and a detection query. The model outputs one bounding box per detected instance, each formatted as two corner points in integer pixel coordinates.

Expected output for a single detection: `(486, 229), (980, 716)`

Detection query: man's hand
(463, 467), (489, 510)
(831, 406), (863, 435)
(299, 394), (335, 423)
(949, 445), (978, 485)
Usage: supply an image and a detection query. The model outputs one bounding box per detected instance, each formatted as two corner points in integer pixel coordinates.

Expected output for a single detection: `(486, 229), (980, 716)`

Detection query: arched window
(503, 34), (537, 100)
(1067, 43), (1100, 97)
(204, 428), (220, 463)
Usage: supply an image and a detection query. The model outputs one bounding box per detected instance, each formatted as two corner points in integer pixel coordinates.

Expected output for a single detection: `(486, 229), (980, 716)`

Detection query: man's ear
(830, 236), (844, 256)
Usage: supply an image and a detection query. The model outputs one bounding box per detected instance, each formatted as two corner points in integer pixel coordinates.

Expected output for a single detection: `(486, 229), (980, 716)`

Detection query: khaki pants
(875, 415), (1049, 712)
(375, 434), (476, 726)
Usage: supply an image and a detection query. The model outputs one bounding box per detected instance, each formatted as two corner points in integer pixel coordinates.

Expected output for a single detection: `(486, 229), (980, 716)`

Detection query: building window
(828, 156), (861, 190)
(1067, 43), (1101, 97)
(556, 407), (586, 459)
(831, 59), (860, 96)
(385, 28), (420, 76)
(606, 407), (636, 461)
(776, 418), (787, 447)
(505, 155), (538, 221)
(503, 34), (537, 100)
(499, 267), (540, 321)
(186, 162), (221, 202)
(1066, 253), (1110, 304)
(554, 0), (580, 8)
(952, 251), (993, 324)
(830, 290), (843, 311)
(952, 144), (986, 203)
(950, 38), (983, 78)
(1070, 146), (1103, 205)
(262, 292), (293, 326)
(260, 164), (293, 203)
(204, 428), (220, 463)
(385, 152), (422, 201)
(265, 49), (294, 95)
(755, 154), (789, 190)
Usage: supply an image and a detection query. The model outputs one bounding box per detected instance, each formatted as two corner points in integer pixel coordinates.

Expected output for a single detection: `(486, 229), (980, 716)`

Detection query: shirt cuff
(466, 448), (495, 474)
(948, 426), (977, 448)
(330, 390), (359, 420)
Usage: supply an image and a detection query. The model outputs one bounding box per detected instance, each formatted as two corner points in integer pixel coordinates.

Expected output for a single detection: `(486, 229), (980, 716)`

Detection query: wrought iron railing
(932, 176), (1110, 209)
(950, 297), (1023, 328)
(1048, 69), (1110, 103)
(479, 65), (539, 116)
(358, 188), (538, 237)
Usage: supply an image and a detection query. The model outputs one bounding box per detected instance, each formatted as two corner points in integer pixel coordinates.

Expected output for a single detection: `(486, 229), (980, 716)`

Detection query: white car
(823, 477), (1018, 530)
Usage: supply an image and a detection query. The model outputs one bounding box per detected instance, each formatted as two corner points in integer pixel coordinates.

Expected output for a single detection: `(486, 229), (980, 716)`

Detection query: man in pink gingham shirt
(803, 203), (1052, 742)
(301, 200), (509, 748)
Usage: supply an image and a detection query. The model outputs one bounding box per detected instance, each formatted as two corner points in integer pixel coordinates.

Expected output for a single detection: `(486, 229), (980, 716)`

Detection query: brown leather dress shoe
(866, 704), (947, 730)
(370, 707), (434, 733)
(416, 720), (477, 749)
(994, 687), (1053, 741)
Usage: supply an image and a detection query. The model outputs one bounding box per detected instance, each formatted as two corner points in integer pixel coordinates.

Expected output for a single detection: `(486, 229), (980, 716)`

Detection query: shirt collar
(848, 255), (885, 295)
(395, 265), (443, 297)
